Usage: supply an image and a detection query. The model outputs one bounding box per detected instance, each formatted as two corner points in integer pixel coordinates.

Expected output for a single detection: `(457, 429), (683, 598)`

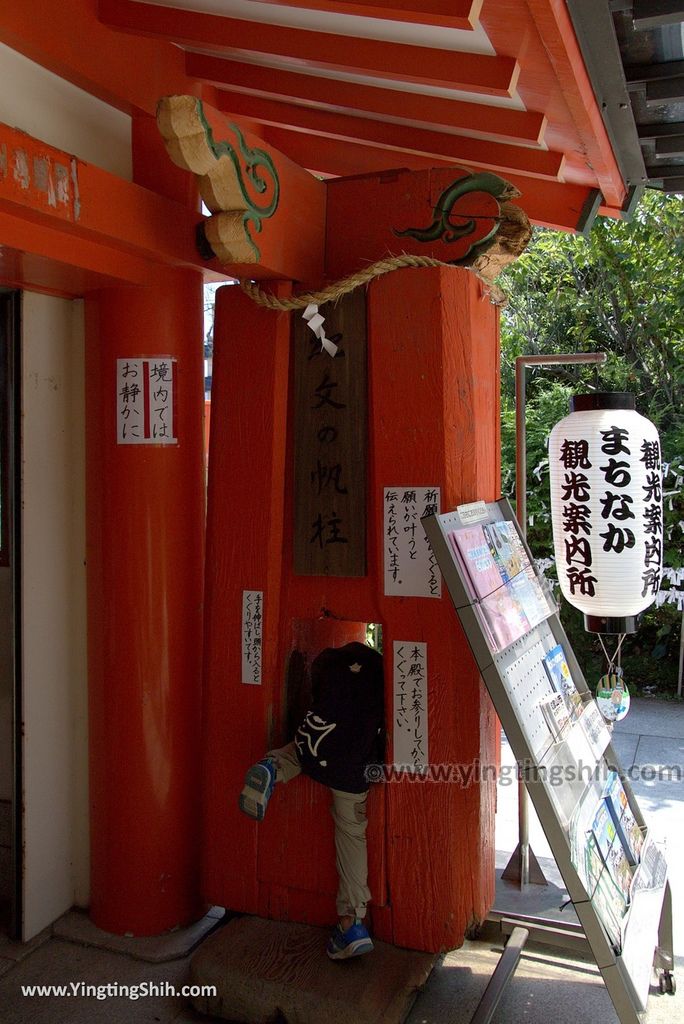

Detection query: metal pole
(678, 611), (683, 699)
(504, 352), (607, 889)
(469, 926), (530, 1024)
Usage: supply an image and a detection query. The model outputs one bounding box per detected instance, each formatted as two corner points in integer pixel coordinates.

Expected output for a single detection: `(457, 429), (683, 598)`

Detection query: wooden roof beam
(625, 59), (684, 84)
(216, 92), (564, 180)
(261, 125), (594, 232)
(645, 162), (684, 179)
(99, 0), (519, 96)
(251, 1), (483, 30)
(186, 53), (547, 147)
(638, 120), (684, 139)
(633, 1), (684, 30)
(645, 77), (684, 106)
(654, 135), (684, 158)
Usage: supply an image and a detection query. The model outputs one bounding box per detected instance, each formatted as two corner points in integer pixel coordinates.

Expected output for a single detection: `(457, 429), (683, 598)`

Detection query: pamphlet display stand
(422, 498), (675, 1024)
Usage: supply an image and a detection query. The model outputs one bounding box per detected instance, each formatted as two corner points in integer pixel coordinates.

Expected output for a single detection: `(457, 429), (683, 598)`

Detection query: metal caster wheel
(659, 971), (676, 995)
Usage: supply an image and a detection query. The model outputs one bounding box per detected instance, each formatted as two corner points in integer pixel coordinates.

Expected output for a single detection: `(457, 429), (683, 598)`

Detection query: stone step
(190, 915), (438, 1024)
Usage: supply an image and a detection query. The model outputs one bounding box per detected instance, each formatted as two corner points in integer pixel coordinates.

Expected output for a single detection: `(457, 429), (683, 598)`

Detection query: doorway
(0, 290), (21, 939)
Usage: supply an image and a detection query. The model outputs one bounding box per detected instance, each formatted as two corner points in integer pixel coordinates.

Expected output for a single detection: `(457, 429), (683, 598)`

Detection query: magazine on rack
(538, 692), (572, 741)
(577, 700), (612, 761)
(603, 771), (644, 866)
(571, 804), (627, 953)
(543, 644), (583, 715)
(448, 520), (552, 652)
(485, 520), (550, 627)
(591, 800), (635, 902)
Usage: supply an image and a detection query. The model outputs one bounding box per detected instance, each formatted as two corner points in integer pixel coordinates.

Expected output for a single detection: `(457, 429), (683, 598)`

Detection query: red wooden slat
(263, 127), (598, 233)
(254, 0), (483, 31)
(186, 53), (547, 146)
(99, 0), (518, 95)
(218, 92), (564, 179)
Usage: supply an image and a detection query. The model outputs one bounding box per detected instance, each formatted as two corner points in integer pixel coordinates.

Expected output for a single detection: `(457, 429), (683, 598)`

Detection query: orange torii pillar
(203, 258), (499, 951)
(84, 114), (207, 936)
(85, 269), (205, 935)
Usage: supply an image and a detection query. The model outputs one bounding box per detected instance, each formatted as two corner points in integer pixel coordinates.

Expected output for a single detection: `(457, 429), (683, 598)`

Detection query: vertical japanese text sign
(384, 487), (441, 597)
(292, 291), (367, 576)
(242, 590), (263, 685)
(393, 641), (428, 772)
(117, 358), (177, 445)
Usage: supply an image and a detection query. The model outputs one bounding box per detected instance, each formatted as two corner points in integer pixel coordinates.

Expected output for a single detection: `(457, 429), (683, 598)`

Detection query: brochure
(603, 771), (644, 865)
(578, 701), (612, 761)
(543, 644), (583, 714)
(449, 519), (553, 652)
(577, 832), (626, 953)
(591, 800), (634, 902)
(485, 520), (548, 622)
(538, 692), (572, 742)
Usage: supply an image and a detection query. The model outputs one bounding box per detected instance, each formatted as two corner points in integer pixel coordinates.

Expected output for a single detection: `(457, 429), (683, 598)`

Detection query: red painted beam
(480, 0), (626, 208)
(254, 0), (483, 30)
(186, 53), (547, 147)
(262, 126), (594, 232)
(99, 0), (519, 96)
(0, 0), (195, 116)
(217, 92), (564, 180)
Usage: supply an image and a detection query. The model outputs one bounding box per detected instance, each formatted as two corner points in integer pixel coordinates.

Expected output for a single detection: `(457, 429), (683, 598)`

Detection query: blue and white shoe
(238, 758), (276, 821)
(326, 920), (374, 960)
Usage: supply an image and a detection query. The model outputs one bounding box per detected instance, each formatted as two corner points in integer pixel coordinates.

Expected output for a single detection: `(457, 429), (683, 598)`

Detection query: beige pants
(268, 741), (370, 920)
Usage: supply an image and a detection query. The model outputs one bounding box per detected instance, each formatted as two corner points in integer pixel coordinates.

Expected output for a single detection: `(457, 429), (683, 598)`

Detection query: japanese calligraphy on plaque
(117, 358), (177, 445)
(393, 641), (428, 772)
(293, 291), (367, 576)
(384, 487), (441, 597)
(241, 590), (263, 685)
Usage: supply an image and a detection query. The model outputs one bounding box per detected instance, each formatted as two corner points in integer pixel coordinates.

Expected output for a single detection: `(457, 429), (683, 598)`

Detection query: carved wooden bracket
(324, 165), (530, 280)
(156, 95), (326, 283)
(157, 95), (531, 286)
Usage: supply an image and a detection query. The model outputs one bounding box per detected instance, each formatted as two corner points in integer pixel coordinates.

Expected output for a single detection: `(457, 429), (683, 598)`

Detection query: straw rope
(238, 252), (508, 310)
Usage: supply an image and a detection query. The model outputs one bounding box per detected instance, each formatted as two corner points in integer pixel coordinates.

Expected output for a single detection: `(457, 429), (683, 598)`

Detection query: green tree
(499, 189), (684, 694)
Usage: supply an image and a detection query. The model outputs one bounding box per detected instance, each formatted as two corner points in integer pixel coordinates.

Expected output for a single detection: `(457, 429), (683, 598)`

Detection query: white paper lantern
(548, 393), (663, 634)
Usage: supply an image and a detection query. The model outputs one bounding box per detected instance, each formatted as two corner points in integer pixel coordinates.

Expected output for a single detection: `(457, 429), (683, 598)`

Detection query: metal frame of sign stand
(422, 498), (675, 1024)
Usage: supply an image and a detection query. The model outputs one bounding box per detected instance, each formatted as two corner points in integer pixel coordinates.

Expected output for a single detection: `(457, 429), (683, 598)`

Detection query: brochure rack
(422, 498), (675, 1024)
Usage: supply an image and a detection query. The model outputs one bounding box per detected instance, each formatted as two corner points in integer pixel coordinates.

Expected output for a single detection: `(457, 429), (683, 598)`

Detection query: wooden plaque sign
(293, 290), (367, 577)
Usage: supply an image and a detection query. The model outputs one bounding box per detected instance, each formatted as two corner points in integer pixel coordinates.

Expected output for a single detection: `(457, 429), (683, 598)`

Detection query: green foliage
(499, 189), (684, 696)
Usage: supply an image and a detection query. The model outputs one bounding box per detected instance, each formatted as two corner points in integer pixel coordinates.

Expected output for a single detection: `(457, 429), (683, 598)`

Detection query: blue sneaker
(238, 758), (276, 821)
(326, 920), (374, 960)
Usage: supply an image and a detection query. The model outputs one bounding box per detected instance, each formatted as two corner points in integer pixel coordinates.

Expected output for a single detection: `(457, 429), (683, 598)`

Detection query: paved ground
(0, 697), (681, 1024)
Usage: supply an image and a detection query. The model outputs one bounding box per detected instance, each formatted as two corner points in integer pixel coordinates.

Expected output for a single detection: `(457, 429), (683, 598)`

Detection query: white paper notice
(383, 487), (441, 597)
(117, 358), (177, 445)
(393, 641), (428, 772)
(241, 590), (263, 685)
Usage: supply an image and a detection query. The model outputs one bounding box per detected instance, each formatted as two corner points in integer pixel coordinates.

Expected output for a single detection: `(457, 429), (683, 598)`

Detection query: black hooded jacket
(294, 642), (385, 794)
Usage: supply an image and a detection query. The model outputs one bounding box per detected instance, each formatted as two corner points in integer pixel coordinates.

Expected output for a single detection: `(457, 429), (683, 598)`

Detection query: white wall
(21, 293), (88, 940)
(0, 35), (132, 939)
(0, 42), (132, 179)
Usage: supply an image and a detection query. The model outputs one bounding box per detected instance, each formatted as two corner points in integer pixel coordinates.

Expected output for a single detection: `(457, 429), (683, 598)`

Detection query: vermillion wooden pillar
(367, 267), (499, 950)
(203, 263), (499, 951)
(85, 268), (205, 935)
(202, 283), (292, 914)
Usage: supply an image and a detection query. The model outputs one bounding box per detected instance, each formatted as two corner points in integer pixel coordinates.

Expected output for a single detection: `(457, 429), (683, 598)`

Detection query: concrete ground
(0, 697), (681, 1024)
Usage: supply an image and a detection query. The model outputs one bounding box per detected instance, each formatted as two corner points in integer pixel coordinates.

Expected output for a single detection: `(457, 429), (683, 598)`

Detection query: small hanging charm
(596, 668), (631, 723)
(595, 633), (631, 723)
